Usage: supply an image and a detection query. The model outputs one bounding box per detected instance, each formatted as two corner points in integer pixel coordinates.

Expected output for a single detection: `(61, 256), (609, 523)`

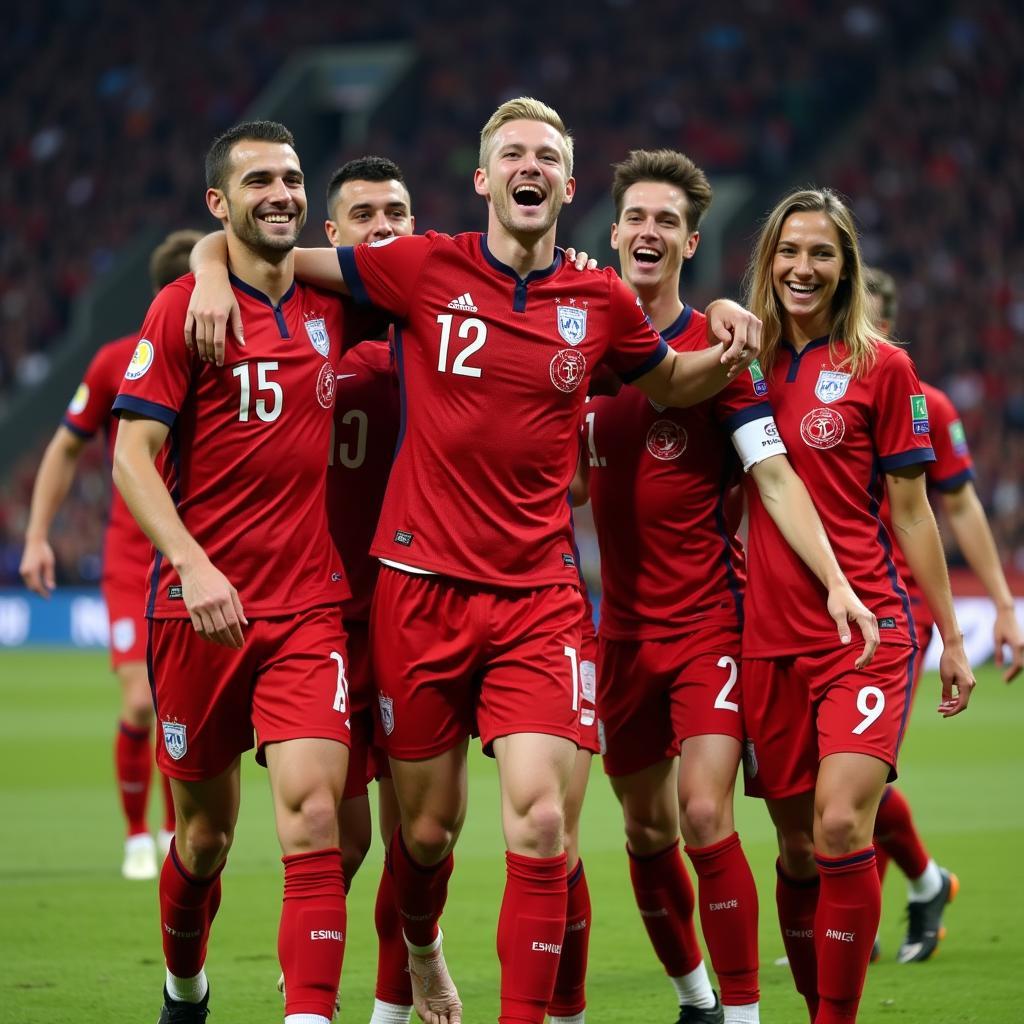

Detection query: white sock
(908, 859), (943, 902)
(670, 961), (716, 1009)
(549, 1013), (585, 1024)
(165, 968), (208, 1003)
(285, 1016), (331, 1024)
(405, 926), (443, 956)
(724, 1001), (760, 1024)
(369, 998), (413, 1024)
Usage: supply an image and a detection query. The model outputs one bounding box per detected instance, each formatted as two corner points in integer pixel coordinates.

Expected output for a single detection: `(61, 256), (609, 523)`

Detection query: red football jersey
(588, 307), (784, 639)
(338, 232), (667, 587)
(882, 381), (974, 633)
(327, 338), (401, 623)
(113, 272), (351, 619)
(743, 338), (934, 656)
(62, 333), (154, 590)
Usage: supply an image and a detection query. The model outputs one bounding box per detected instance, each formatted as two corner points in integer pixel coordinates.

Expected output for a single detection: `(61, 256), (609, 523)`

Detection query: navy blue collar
(782, 334), (830, 358)
(479, 234), (563, 284)
(229, 271), (296, 310)
(661, 305), (694, 342)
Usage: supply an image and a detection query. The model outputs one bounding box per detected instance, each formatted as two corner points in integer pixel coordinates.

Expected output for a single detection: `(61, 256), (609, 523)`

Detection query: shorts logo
(550, 349), (587, 393)
(743, 739), (758, 778)
(878, 616), (896, 629)
(305, 318), (330, 357)
(394, 530), (414, 547)
(814, 369), (850, 404)
(556, 305), (587, 346)
(378, 695), (395, 736)
(646, 420), (687, 461)
(580, 659), (596, 727)
(911, 393), (929, 435)
(800, 407), (845, 450)
(162, 721), (187, 761)
(68, 383), (90, 415)
(749, 359), (769, 397)
(561, 553), (576, 568)
(111, 617), (136, 653)
(125, 340), (155, 380)
(316, 361), (336, 409)
(167, 585), (183, 600)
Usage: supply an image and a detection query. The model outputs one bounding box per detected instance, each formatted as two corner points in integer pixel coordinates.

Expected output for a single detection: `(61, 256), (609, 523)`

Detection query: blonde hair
(743, 188), (883, 378)
(863, 265), (899, 327)
(478, 97), (574, 176)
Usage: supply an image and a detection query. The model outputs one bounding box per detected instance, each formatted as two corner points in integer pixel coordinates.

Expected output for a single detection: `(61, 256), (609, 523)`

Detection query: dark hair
(149, 229), (204, 291)
(326, 156), (407, 213)
(205, 120), (296, 191)
(611, 149), (713, 233)
(863, 265), (899, 326)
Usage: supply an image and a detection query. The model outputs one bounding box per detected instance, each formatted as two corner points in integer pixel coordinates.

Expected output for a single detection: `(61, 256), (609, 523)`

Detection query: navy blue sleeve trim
(931, 467), (975, 493)
(61, 417), (95, 440)
(619, 338), (670, 384)
(879, 447), (935, 472)
(722, 401), (774, 433)
(112, 395), (177, 427)
(337, 247), (370, 306)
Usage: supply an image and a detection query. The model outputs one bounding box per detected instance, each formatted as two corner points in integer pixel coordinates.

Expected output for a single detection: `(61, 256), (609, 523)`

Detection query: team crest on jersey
(814, 369), (850, 404)
(125, 339), (155, 380)
(68, 383), (90, 415)
(800, 407), (846, 450)
(162, 721), (187, 761)
(316, 361), (336, 409)
(304, 318), (330, 357)
(550, 348), (587, 393)
(378, 695), (395, 736)
(556, 305), (587, 346)
(646, 420), (687, 461)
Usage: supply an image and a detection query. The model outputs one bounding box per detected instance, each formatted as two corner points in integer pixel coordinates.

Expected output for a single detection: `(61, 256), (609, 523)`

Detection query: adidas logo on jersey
(447, 293), (478, 312)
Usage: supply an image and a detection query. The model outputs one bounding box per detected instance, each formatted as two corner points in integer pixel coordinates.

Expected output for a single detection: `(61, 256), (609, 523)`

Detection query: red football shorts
(740, 642), (917, 800)
(343, 619), (389, 800)
(577, 602), (601, 756)
(102, 578), (147, 668)
(149, 605), (351, 781)
(600, 628), (743, 777)
(371, 567), (584, 760)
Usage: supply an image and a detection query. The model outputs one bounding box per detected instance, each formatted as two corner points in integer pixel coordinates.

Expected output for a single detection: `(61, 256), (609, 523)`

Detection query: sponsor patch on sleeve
(748, 359), (768, 396)
(68, 383), (90, 415)
(125, 339), (155, 380)
(949, 419), (969, 456)
(910, 393), (929, 435)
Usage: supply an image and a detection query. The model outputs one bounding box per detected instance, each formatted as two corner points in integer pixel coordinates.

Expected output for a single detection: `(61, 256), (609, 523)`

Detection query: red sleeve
(62, 341), (127, 438)
(874, 345), (936, 472)
(602, 273), (668, 381)
(335, 233), (436, 318)
(924, 383), (974, 491)
(112, 282), (196, 426)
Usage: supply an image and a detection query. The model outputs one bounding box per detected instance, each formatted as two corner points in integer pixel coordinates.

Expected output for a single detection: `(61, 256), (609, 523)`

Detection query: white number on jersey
(713, 656), (740, 712)
(852, 685), (885, 735)
(330, 651), (350, 714)
(563, 645), (580, 711)
(328, 410), (369, 469)
(436, 314), (486, 377)
(232, 361), (282, 422)
(585, 411), (606, 468)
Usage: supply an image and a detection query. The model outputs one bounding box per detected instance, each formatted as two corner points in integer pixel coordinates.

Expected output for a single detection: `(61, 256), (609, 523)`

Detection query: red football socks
(873, 786), (929, 881)
(278, 847), (347, 1019)
(547, 858), (591, 1018)
(497, 851), (568, 1024)
(116, 721), (152, 835)
(159, 839), (224, 979)
(814, 848), (881, 1024)
(374, 852), (413, 1005)
(686, 832), (760, 1006)
(775, 859), (820, 1021)
(627, 840), (703, 978)
(388, 828), (454, 948)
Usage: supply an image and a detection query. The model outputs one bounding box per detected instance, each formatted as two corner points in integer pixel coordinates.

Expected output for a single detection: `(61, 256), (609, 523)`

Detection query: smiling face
(325, 178), (413, 247)
(207, 139), (307, 259)
(771, 210), (845, 340)
(474, 119), (575, 240)
(611, 180), (698, 296)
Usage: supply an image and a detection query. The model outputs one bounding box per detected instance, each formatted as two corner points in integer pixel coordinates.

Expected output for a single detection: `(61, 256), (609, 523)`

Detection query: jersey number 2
(436, 314), (486, 377)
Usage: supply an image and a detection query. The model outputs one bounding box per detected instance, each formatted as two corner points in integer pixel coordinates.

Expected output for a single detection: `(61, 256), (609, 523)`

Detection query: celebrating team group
(24, 95), (1024, 1024)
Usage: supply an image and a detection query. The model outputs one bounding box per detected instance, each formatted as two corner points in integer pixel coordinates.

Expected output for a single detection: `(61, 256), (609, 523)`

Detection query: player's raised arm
(113, 413), (247, 649)
(886, 467), (974, 715)
(940, 481), (1023, 681)
(19, 426), (88, 597)
(750, 453), (879, 666)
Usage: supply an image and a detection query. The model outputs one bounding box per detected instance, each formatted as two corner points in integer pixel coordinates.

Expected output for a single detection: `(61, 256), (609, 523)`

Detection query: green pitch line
(0, 651), (1018, 1022)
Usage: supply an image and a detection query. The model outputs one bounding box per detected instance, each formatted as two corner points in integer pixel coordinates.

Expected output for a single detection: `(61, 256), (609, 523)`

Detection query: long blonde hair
(743, 188), (883, 377)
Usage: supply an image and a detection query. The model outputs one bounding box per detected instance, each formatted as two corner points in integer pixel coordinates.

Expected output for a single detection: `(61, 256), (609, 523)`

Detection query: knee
(341, 839), (370, 886)
(816, 804), (863, 855)
(679, 792), (728, 846)
(293, 789), (342, 849)
(179, 819), (233, 875)
(622, 806), (677, 856)
(776, 827), (816, 876)
(122, 695), (155, 729)
(521, 798), (565, 854)
(404, 814), (460, 864)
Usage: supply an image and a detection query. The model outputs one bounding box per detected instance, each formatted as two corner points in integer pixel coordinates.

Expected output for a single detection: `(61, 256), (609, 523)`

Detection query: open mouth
(786, 282), (818, 296)
(512, 184), (545, 208)
(633, 247), (662, 266)
(259, 212), (295, 225)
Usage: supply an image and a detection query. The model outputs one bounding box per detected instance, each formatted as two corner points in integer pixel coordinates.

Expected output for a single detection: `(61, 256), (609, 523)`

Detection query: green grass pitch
(0, 651), (1019, 1023)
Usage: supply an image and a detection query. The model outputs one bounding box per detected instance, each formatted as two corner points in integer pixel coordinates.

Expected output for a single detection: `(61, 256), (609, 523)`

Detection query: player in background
(20, 228), (201, 881)
(863, 266), (1023, 963)
(740, 188), (974, 1024)
(187, 96), (763, 1024)
(113, 121), (354, 1024)
(584, 151), (877, 1024)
